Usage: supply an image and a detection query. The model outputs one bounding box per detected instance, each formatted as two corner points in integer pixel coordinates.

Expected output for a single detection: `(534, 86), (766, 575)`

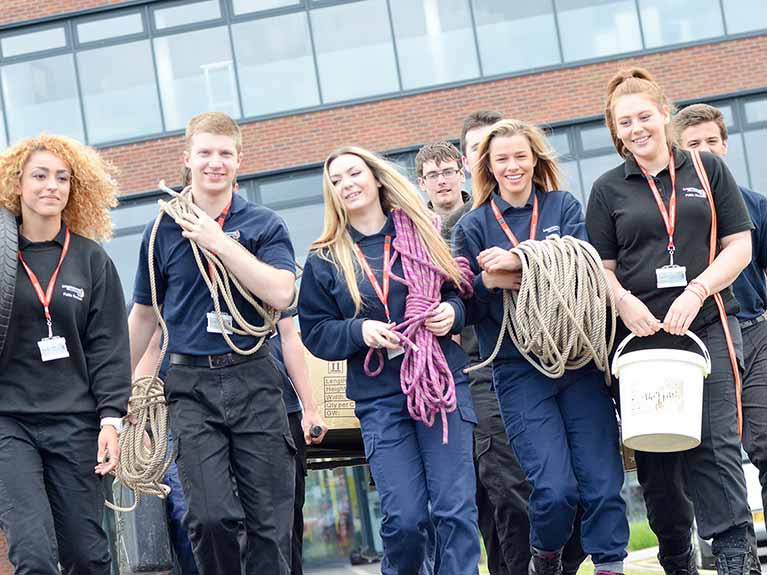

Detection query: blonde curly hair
(0, 134), (119, 241)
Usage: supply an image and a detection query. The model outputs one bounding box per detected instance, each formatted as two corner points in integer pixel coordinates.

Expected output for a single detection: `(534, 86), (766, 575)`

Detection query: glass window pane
(745, 98), (767, 124)
(560, 159), (583, 203)
(579, 153), (622, 202)
(1, 54), (84, 143)
(745, 129), (767, 195)
(579, 124), (613, 151)
(547, 130), (571, 155)
(639, 0), (723, 48)
(0, 109), (6, 150)
(472, 0), (560, 75)
(102, 232), (143, 301)
(111, 198), (164, 230)
(259, 171), (324, 206)
(154, 0), (221, 30)
(389, 0), (479, 90)
(78, 41), (162, 144)
(154, 26), (240, 131)
(77, 13), (144, 44)
(275, 202), (326, 264)
(311, 0), (399, 103)
(722, 0), (767, 34)
(232, 12), (320, 117)
(718, 103), (735, 129)
(2, 27), (66, 58)
(721, 132), (750, 187)
(556, 0), (642, 62)
(232, 0), (299, 15)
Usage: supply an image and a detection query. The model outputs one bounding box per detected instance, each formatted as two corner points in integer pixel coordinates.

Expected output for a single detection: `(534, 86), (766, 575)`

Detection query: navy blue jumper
(452, 188), (629, 566)
(298, 213), (480, 575)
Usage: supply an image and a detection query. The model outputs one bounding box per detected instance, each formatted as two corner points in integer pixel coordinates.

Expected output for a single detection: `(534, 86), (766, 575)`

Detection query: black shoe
(659, 548), (699, 575)
(529, 548), (563, 575)
(715, 549), (758, 575)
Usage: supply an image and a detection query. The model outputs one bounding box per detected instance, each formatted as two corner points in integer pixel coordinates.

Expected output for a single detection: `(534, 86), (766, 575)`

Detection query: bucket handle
(611, 330), (712, 377)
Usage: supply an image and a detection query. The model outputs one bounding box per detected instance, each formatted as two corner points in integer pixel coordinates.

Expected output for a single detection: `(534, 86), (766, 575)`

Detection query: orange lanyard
(353, 236), (392, 322)
(490, 193), (539, 247)
(18, 227), (71, 338)
(639, 153), (677, 256)
(207, 198), (232, 280)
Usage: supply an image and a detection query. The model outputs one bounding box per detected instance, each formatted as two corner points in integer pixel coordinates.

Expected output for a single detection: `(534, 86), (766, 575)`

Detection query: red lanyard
(18, 227), (71, 338)
(207, 198), (232, 280)
(639, 153), (677, 255)
(353, 236), (392, 322)
(490, 193), (539, 247)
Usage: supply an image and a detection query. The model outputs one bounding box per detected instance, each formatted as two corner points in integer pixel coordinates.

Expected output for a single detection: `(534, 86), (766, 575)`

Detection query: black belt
(740, 312), (767, 329)
(170, 350), (262, 369)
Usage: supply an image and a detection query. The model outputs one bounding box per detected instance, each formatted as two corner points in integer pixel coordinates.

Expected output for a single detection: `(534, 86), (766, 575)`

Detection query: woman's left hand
(425, 302), (455, 336)
(662, 290), (703, 336)
(95, 425), (120, 476)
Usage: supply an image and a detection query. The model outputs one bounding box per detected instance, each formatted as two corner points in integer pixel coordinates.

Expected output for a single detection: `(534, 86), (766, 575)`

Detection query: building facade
(0, 0), (765, 570)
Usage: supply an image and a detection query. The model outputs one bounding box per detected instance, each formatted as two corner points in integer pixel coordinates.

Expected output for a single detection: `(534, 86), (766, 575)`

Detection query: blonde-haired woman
(452, 119), (629, 575)
(298, 146), (480, 574)
(0, 134), (130, 573)
(587, 68), (755, 575)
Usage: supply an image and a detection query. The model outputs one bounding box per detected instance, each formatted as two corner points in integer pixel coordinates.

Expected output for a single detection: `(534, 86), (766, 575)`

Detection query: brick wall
(93, 34), (765, 196)
(0, 0), (128, 26)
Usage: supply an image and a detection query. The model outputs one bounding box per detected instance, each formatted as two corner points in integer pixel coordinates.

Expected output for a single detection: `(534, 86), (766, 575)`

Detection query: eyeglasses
(422, 168), (460, 182)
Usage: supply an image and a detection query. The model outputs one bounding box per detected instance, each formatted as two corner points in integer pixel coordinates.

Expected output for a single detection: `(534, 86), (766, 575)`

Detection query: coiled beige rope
(108, 182), (279, 512)
(466, 236), (617, 383)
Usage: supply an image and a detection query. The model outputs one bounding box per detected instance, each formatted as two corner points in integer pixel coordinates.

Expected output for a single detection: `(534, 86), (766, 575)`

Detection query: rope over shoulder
(107, 182), (281, 512)
(466, 236), (617, 383)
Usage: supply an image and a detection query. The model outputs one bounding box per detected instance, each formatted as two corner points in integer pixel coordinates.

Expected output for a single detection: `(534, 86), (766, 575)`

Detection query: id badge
(656, 265), (687, 289)
(206, 311), (234, 334)
(387, 346), (405, 360)
(38, 336), (69, 362)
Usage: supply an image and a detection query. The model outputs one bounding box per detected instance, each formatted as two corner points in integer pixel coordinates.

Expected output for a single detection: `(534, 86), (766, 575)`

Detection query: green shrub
(629, 520), (658, 551)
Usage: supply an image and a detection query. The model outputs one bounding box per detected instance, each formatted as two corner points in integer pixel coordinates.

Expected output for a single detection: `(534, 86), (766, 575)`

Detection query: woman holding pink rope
(298, 146), (480, 574)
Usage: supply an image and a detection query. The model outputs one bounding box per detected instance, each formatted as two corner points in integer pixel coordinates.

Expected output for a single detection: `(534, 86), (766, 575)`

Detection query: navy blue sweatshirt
(451, 188), (587, 363)
(298, 214), (470, 403)
(733, 186), (767, 322)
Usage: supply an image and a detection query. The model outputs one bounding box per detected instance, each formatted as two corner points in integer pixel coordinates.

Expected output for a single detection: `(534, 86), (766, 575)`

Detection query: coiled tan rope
(466, 236), (617, 382)
(108, 182), (280, 512)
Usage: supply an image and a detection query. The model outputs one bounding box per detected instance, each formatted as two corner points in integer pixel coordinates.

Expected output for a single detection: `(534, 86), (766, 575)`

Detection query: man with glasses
(417, 141), (471, 231)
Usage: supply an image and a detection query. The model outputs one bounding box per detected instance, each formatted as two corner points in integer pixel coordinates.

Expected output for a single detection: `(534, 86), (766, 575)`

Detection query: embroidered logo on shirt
(62, 284), (85, 301)
(225, 230), (241, 241)
(543, 225), (561, 239)
(683, 187), (706, 199)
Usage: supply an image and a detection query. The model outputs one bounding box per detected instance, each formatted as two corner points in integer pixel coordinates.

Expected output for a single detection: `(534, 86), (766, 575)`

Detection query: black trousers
(0, 413), (111, 575)
(288, 411), (307, 575)
(627, 318), (752, 555)
(166, 350), (296, 575)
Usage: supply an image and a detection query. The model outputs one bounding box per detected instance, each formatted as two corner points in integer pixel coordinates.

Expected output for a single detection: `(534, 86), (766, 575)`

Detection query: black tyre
(0, 207), (17, 357)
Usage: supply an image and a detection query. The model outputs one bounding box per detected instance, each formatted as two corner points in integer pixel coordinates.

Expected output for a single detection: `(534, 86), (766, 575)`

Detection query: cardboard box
(303, 347), (360, 431)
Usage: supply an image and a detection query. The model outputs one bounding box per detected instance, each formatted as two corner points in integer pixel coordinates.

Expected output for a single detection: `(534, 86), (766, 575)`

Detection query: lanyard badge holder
(641, 154), (687, 289)
(18, 227), (71, 362)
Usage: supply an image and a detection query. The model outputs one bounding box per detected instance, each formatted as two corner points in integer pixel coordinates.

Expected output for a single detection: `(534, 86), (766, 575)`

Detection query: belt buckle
(208, 354), (225, 369)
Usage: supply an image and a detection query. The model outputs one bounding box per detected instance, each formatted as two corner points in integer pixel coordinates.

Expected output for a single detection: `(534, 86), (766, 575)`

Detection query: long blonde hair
(0, 134), (119, 241)
(311, 146), (464, 314)
(472, 119), (562, 209)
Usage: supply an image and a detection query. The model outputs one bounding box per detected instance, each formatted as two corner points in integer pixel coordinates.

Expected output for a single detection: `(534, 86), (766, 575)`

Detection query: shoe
(659, 548), (699, 575)
(715, 549), (758, 575)
(529, 548), (563, 575)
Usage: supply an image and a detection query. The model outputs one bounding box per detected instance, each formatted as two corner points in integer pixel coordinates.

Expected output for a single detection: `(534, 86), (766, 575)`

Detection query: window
(258, 171), (324, 206)
(231, 0), (300, 15)
(232, 12), (320, 116)
(472, 0), (560, 75)
(77, 12), (144, 44)
(722, 0), (767, 34)
(556, 0), (642, 62)
(579, 124), (613, 151)
(639, 0), (724, 48)
(559, 160), (583, 202)
(389, 0), (479, 90)
(744, 98), (767, 124)
(311, 0), (399, 103)
(276, 202), (325, 264)
(1, 27), (67, 58)
(103, 232), (144, 300)
(1, 54), (84, 143)
(744, 128), (767, 195)
(0, 109), (7, 150)
(153, 0), (222, 29)
(154, 26), (240, 131)
(579, 153), (621, 201)
(78, 41), (163, 143)
(721, 133), (750, 187)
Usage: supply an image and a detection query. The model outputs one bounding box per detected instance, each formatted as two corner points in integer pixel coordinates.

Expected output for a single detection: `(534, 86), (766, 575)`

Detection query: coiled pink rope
(363, 209), (473, 444)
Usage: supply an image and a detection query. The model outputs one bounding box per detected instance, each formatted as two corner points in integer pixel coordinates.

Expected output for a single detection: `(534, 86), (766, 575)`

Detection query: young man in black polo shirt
(128, 112), (297, 575)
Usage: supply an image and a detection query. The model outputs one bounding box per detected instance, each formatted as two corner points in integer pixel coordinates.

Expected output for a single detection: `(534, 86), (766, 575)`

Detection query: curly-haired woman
(0, 134), (130, 574)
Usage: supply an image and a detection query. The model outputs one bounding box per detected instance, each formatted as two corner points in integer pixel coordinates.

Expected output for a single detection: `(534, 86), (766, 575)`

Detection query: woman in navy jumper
(452, 119), (629, 575)
(298, 146), (480, 574)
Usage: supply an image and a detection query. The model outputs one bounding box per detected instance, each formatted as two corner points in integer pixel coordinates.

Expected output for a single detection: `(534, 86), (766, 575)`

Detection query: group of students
(0, 65), (765, 575)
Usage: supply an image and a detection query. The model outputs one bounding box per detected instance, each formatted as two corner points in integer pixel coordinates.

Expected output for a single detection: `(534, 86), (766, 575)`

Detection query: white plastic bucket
(611, 331), (711, 453)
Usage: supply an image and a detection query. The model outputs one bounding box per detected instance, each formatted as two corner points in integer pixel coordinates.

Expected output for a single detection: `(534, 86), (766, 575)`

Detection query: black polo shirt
(132, 192), (296, 356)
(586, 148), (753, 344)
(0, 224), (131, 419)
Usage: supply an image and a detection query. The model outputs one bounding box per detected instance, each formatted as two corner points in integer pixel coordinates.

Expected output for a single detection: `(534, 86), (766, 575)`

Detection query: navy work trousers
(356, 385), (480, 575)
(492, 361), (629, 566)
